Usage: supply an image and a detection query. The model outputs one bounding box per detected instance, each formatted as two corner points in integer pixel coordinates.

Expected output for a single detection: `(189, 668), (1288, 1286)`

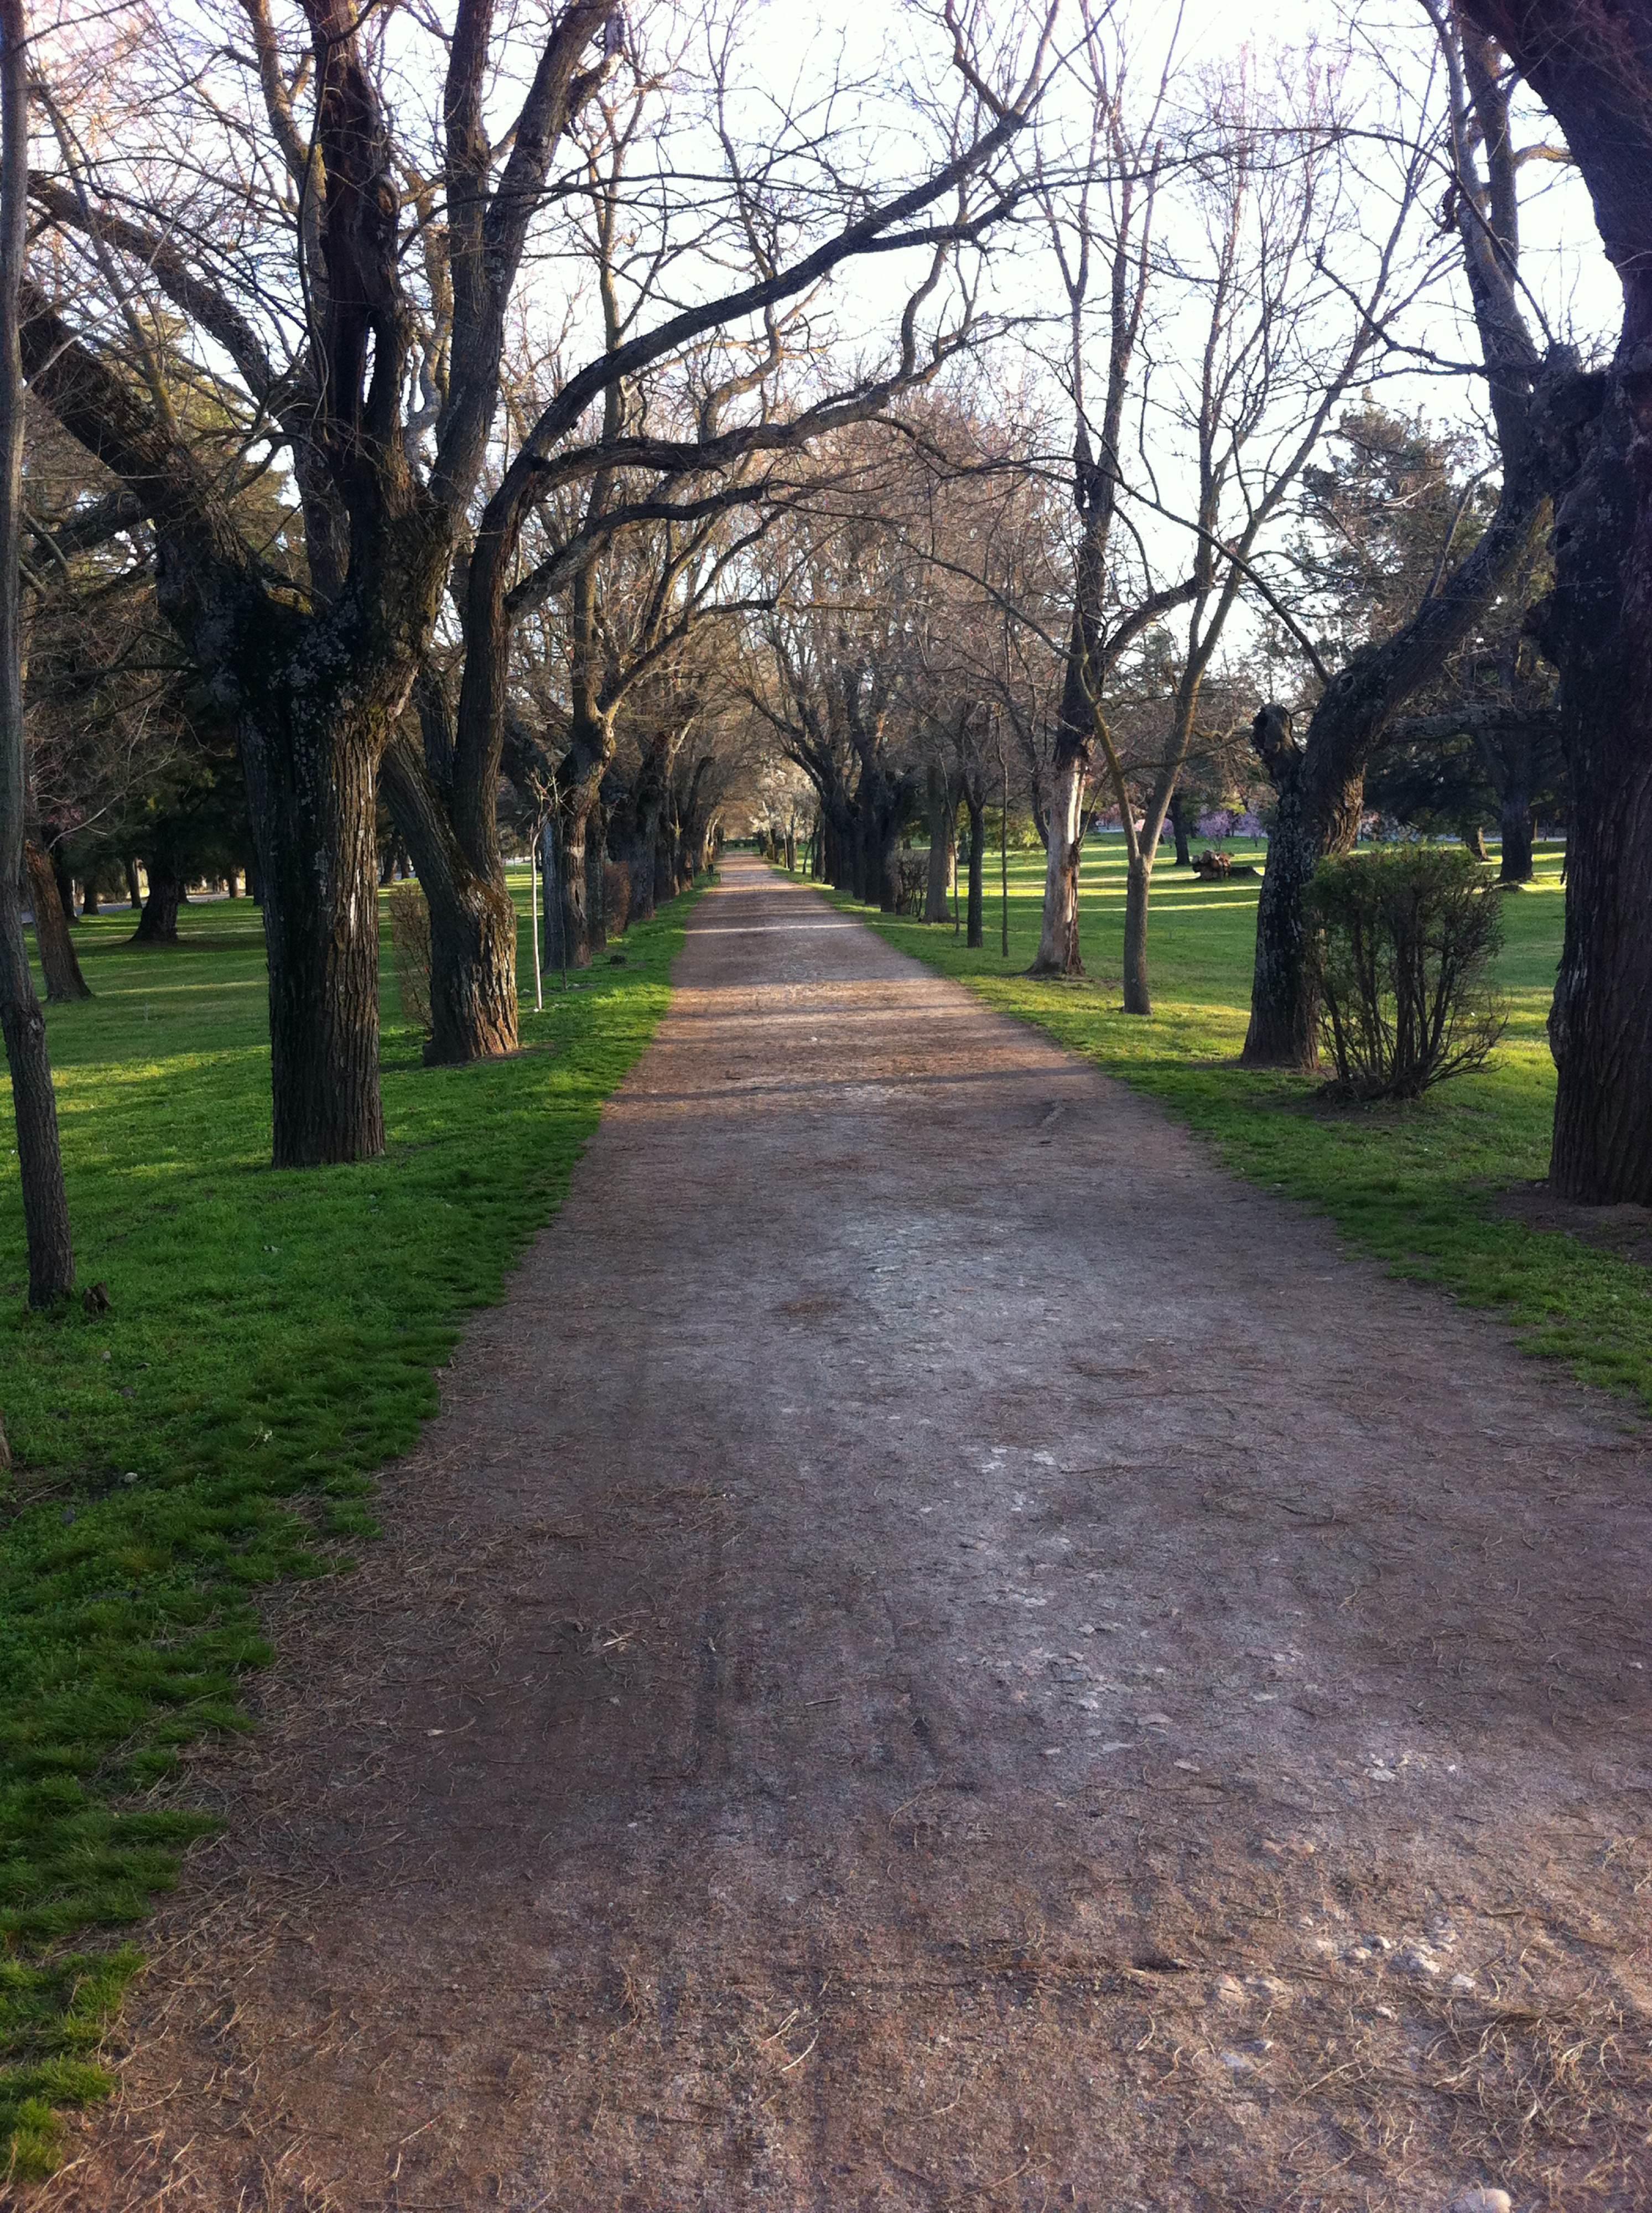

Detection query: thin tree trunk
(25, 839), (90, 998)
(226, 868), (240, 898)
(1121, 851), (1152, 1015)
(123, 858), (141, 908)
(966, 796), (985, 948)
(1463, 822), (1493, 864)
(80, 876), (98, 915)
(1169, 788), (1192, 866)
(0, 0), (71, 1302)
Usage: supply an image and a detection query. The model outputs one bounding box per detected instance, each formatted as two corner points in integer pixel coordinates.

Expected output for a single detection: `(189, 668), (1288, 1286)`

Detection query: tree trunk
(1028, 751), (1085, 975)
(924, 760), (953, 922)
(553, 803), (593, 970)
(1497, 791), (1534, 883)
(1241, 713), (1322, 1068)
(123, 858), (141, 908)
(1532, 382), (1652, 1199)
(25, 839), (90, 999)
(226, 867), (240, 898)
(80, 876), (98, 915)
(131, 860), (184, 944)
(50, 842), (75, 924)
(966, 796), (985, 948)
(0, 0), (72, 1304)
(1121, 851), (1152, 1015)
(586, 795), (609, 955)
(381, 733), (518, 1063)
(1169, 788), (1192, 866)
(239, 705), (385, 1168)
(1462, 822), (1493, 864)
(1462, 0), (1652, 1198)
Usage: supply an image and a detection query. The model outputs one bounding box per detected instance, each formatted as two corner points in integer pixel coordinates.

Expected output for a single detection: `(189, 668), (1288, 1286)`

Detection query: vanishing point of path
(32, 857), (1652, 2212)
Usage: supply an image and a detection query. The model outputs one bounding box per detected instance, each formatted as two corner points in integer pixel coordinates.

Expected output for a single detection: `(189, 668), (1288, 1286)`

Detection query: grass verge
(0, 873), (694, 2179)
(811, 839), (1652, 1412)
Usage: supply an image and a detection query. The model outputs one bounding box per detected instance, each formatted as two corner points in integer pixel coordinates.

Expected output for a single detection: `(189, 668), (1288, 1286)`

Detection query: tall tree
(0, 0), (72, 1303)
(22, 0), (622, 1163)
(1458, 0), (1652, 1201)
(1240, 7), (1564, 1066)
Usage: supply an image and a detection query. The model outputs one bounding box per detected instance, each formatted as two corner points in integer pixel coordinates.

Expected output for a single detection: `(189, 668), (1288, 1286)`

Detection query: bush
(603, 860), (631, 934)
(1306, 845), (1505, 1100)
(385, 882), (432, 1033)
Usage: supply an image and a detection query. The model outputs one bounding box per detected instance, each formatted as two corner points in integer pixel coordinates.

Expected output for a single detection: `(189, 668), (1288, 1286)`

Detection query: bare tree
(1456, 0), (1652, 1201)
(1240, 4), (1570, 1067)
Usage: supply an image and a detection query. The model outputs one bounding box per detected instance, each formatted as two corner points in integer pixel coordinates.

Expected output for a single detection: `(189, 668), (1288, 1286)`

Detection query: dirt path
(29, 858), (1652, 2213)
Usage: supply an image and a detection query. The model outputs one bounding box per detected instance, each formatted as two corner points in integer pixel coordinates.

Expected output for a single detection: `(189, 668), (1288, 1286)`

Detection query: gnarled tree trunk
(240, 702), (386, 1170)
(381, 732), (518, 1064)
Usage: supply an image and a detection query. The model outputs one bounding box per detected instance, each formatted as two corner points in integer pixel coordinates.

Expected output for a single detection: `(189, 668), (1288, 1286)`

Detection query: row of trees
(2, 0), (1650, 1310)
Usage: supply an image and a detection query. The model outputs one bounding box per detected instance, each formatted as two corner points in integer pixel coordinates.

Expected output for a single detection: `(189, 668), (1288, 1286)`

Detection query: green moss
(818, 842), (1652, 1411)
(0, 874), (696, 2173)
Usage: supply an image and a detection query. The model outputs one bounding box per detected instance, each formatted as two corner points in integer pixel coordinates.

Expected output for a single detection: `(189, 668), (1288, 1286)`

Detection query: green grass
(0, 872), (695, 2178)
(814, 838), (1652, 1410)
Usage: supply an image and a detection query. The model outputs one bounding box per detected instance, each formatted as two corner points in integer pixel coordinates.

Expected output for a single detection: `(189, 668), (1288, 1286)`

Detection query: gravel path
(30, 857), (1652, 2213)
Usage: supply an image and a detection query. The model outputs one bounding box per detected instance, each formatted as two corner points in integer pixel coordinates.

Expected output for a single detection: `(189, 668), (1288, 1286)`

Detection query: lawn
(814, 838), (1652, 1411)
(0, 872), (694, 2178)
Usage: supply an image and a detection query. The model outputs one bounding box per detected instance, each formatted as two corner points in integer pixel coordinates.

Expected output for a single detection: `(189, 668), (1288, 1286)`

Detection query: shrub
(385, 882), (432, 1033)
(1306, 845), (1505, 1100)
(603, 860), (631, 934)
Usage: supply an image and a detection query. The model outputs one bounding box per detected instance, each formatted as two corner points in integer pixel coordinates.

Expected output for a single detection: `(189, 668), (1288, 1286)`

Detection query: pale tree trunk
(1030, 750), (1085, 975)
(0, 0), (71, 1302)
(25, 839), (89, 1000)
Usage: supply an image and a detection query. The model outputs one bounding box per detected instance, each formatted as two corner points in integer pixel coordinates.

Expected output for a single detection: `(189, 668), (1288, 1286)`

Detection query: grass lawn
(0, 871), (694, 2179)
(813, 837), (1652, 1410)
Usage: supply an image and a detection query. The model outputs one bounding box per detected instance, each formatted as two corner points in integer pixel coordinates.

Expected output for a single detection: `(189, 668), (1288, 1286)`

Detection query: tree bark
(25, 839), (90, 999)
(1497, 792), (1534, 882)
(965, 795), (985, 947)
(924, 759), (953, 922)
(123, 858), (141, 908)
(132, 859), (185, 944)
(1169, 788), (1192, 866)
(240, 703), (386, 1168)
(1241, 709), (1319, 1068)
(1121, 851), (1152, 1015)
(1030, 747), (1085, 975)
(50, 841), (74, 924)
(0, 0), (72, 1303)
(381, 731), (518, 1063)
(80, 876), (98, 916)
